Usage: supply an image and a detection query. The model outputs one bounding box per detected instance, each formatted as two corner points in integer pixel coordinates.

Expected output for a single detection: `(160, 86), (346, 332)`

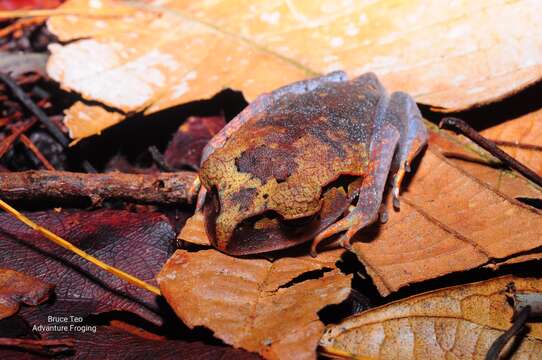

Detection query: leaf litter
(1, 2), (542, 358)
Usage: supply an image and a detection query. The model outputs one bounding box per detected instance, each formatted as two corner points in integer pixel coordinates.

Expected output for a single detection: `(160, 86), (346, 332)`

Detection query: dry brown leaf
(352, 147), (542, 296)
(481, 108), (542, 176)
(177, 210), (211, 246)
(0, 269), (53, 320)
(157, 249), (351, 360)
(320, 276), (542, 359)
(47, 0), (542, 140)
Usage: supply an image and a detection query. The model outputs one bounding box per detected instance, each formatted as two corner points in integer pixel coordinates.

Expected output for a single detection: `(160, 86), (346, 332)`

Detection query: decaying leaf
(0, 209), (176, 325)
(157, 249), (351, 360)
(47, 0), (542, 139)
(0, 307), (262, 360)
(481, 108), (542, 177)
(320, 276), (542, 359)
(164, 115), (226, 170)
(352, 146), (542, 296)
(0, 269), (53, 321)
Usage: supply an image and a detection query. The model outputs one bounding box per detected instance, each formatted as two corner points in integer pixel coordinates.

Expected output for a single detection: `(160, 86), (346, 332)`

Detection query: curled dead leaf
(157, 249), (351, 360)
(177, 210), (211, 246)
(320, 276), (542, 359)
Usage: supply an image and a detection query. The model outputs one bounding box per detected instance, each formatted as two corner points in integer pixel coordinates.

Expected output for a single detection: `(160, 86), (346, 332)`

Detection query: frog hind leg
(310, 92), (428, 255)
(310, 123), (400, 256)
(386, 92), (428, 209)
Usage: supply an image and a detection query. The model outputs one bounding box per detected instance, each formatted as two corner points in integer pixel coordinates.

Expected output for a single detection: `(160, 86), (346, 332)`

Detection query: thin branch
(0, 170), (197, 206)
(19, 134), (55, 170)
(440, 117), (542, 187)
(0, 337), (74, 356)
(490, 140), (542, 152)
(148, 145), (176, 172)
(485, 305), (531, 360)
(0, 118), (37, 158)
(0, 72), (96, 173)
(0, 73), (68, 147)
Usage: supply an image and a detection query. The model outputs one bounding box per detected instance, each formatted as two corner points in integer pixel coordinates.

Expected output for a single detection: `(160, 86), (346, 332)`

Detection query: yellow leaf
(320, 276), (542, 359)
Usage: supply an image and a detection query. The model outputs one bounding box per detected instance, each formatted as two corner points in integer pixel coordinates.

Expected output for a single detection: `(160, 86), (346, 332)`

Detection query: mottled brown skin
(198, 72), (427, 255)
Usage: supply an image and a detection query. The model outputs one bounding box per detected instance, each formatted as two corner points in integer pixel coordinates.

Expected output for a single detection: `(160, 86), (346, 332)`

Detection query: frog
(194, 71), (427, 256)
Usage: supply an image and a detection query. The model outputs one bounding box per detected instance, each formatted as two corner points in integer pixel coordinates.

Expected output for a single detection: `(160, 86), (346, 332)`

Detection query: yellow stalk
(0, 8), (136, 19)
(0, 198), (161, 296)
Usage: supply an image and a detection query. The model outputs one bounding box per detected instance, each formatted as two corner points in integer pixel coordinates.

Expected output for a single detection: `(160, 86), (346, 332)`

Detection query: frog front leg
(310, 123), (400, 255)
(386, 92), (428, 208)
(310, 92), (427, 255)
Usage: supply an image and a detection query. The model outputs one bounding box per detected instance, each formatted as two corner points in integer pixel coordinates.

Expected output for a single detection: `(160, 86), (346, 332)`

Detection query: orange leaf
(157, 249), (351, 360)
(0, 268), (53, 320)
(429, 127), (542, 200)
(352, 146), (542, 295)
(45, 0), (542, 140)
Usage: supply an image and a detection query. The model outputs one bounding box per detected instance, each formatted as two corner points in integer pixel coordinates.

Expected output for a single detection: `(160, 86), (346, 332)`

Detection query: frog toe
(311, 217), (355, 256)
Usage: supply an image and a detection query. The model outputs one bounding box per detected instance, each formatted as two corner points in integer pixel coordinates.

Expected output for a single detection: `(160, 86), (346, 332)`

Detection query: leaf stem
(0, 198), (161, 296)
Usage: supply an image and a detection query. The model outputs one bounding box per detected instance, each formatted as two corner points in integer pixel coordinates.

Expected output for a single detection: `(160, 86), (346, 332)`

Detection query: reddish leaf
(0, 209), (175, 325)
(0, 0), (63, 10)
(0, 269), (53, 320)
(0, 313), (261, 360)
(164, 115), (226, 170)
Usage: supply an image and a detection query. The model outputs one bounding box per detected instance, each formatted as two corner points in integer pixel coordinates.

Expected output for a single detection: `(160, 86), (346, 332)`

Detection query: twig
(0, 72), (96, 172)
(440, 117), (542, 187)
(0, 17), (46, 38)
(0, 73), (68, 147)
(0, 337), (74, 356)
(490, 140), (542, 152)
(19, 134), (55, 170)
(148, 145), (175, 172)
(485, 305), (531, 360)
(0, 198), (162, 296)
(0, 118), (37, 158)
(0, 170), (197, 206)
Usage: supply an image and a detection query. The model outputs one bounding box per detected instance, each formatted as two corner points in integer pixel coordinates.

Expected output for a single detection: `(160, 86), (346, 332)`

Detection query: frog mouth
(204, 175), (364, 256)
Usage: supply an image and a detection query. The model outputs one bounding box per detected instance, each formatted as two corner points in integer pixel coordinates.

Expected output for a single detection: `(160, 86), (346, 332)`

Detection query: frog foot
(189, 176), (206, 210)
(310, 209), (380, 257)
(392, 160), (410, 209)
